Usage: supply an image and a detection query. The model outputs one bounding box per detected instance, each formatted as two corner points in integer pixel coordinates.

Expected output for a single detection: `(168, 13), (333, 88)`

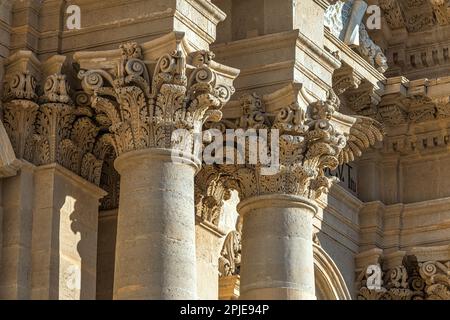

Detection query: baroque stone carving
(324, 0), (389, 73)
(195, 165), (231, 226)
(430, 0), (450, 25)
(332, 66), (362, 95)
(378, 95), (450, 127)
(2, 71), (39, 160)
(1, 53), (108, 186)
(204, 87), (383, 202)
(357, 255), (449, 300)
(379, 0), (406, 29)
(419, 260), (450, 299)
(77, 41), (237, 157)
(33, 72), (104, 186)
(219, 216), (243, 277)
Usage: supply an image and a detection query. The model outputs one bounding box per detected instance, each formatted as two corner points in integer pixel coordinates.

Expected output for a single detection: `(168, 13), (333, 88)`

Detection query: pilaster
(31, 163), (106, 300)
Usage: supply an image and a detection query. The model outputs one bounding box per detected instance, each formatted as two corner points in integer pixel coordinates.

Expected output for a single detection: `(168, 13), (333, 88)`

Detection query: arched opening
(314, 243), (351, 300)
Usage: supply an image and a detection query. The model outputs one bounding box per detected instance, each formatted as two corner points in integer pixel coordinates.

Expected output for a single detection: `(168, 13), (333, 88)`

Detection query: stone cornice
(35, 163), (107, 199)
(211, 30), (300, 58)
(297, 30), (341, 72)
(62, 8), (174, 37)
(324, 29), (386, 84)
(380, 77), (450, 124)
(11, 0), (41, 12)
(359, 196), (450, 251)
(186, 0), (227, 24)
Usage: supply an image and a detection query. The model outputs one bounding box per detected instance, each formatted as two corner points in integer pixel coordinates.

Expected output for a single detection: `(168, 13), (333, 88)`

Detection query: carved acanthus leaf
(77, 41), (237, 157)
(2, 71), (39, 160)
(203, 88), (382, 202)
(195, 165), (231, 226)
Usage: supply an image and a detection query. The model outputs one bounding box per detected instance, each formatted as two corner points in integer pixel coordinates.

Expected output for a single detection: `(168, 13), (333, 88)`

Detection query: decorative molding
(343, 80), (382, 119)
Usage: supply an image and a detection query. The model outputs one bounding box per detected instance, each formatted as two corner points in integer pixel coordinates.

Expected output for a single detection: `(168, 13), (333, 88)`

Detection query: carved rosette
(203, 89), (383, 203)
(78, 42), (236, 158)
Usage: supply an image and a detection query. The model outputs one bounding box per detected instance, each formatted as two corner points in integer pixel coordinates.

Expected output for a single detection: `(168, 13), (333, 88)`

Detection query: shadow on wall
(315, 184), (359, 300)
(57, 195), (96, 300)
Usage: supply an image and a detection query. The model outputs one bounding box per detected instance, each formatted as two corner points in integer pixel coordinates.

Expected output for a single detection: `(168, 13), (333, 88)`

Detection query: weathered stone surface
(0, 0), (448, 302)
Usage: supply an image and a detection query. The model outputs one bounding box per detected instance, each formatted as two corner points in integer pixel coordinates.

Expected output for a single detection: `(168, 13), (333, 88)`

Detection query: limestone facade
(0, 0), (448, 300)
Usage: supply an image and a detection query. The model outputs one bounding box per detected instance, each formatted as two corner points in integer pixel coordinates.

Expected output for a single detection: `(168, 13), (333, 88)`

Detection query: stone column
(211, 87), (383, 300)
(75, 35), (238, 300)
(113, 149), (199, 299)
(238, 194), (317, 300)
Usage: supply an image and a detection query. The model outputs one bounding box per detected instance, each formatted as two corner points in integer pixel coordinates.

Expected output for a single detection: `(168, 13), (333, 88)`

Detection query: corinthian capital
(1, 51), (106, 185)
(203, 83), (383, 202)
(75, 32), (239, 157)
(1, 51), (40, 160)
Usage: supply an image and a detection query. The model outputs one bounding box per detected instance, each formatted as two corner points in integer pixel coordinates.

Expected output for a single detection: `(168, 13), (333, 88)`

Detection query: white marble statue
(324, 0), (388, 73)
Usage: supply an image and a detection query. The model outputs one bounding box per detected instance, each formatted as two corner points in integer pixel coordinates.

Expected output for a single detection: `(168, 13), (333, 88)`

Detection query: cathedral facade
(0, 0), (449, 300)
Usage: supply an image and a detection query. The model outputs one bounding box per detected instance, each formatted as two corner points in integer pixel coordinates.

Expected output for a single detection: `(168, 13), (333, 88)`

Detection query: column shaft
(113, 149), (199, 300)
(238, 194), (317, 300)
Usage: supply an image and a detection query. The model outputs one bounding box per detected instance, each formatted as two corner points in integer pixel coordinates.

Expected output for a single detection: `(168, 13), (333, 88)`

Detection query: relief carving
(324, 0), (389, 73)
(77, 40), (237, 157)
(219, 216), (243, 277)
(202, 87), (383, 202)
(357, 255), (449, 300)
